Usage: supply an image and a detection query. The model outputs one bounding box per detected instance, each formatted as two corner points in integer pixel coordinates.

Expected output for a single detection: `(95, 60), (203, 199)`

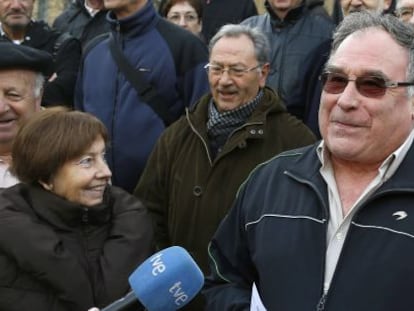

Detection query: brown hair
(11, 107), (108, 184)
(161, 0), (203, 19)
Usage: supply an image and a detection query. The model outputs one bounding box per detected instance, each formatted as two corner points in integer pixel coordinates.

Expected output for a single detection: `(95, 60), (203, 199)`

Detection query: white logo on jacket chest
(393, 211), (408, 220)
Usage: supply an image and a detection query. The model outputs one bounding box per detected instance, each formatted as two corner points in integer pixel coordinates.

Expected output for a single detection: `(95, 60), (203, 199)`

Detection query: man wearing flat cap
(0, 42), (52, 188)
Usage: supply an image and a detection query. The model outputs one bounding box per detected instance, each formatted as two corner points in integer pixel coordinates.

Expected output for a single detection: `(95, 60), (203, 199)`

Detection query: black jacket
(53, 0), (110, 49)
(0, 184), (154, 311)
(0, 21), (81, 107)
(205, 143), (414, 310)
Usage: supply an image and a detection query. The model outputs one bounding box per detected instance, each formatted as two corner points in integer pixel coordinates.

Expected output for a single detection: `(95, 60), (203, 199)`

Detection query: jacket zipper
(284, 170), (330, 311)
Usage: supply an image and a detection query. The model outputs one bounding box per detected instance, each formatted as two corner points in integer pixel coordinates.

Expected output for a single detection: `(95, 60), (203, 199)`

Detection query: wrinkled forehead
(328, 28), (409, 77)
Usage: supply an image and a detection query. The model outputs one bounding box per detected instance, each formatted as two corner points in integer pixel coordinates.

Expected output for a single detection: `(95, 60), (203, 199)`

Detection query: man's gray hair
(34, 73), (45, 99)
(208, 24), (270, 65)
(331, 11), (414, 96)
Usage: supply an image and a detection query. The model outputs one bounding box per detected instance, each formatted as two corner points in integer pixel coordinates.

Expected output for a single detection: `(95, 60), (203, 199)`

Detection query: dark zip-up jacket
(135, 87), (315, 275)
(53, 0), (110, 49)
(242, 0), (334, 136)
(205, 142), (414, 311)
(0, 21), (81, 107)
(75, 0), (209, 193)
(0, 184), (153, 311)
(201, 0), (258, 43)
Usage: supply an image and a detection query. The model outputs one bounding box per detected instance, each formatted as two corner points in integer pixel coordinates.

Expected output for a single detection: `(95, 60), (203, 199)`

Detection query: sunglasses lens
(321, 73), (388, 98)
(357, 77), (387, 97)
(322, 73), (348, 94)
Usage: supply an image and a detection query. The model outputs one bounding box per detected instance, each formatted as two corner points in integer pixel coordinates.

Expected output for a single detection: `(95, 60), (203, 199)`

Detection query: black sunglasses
(320, 72), (414, 98)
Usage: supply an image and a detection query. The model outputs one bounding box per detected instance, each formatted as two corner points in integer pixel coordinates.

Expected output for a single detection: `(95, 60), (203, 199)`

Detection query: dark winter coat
(53, 0), (110, 49)
(205, 143), (414, 310)
(0, 184), (154, 311)
(242, 0), (334, 136)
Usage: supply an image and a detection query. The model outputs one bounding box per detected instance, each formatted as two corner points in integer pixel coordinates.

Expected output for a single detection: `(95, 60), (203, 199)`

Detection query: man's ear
(259, 63), (270, 88)
(383, 0), (392, 11)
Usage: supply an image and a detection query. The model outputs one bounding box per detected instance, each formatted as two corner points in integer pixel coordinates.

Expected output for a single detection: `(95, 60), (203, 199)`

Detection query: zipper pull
(316, 293), (327, 311)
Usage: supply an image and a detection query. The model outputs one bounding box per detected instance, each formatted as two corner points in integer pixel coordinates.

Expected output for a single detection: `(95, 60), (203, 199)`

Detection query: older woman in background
(161, 0), (204, 38)
(0, 107), (153, 311)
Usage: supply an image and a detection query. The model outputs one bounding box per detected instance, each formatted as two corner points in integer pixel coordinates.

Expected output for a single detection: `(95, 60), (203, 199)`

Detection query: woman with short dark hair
(0, 107), (153, 311)
(161, 0), (204, 38)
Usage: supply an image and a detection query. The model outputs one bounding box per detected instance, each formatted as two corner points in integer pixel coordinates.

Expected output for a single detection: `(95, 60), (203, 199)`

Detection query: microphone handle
(101, 291), (137, 311)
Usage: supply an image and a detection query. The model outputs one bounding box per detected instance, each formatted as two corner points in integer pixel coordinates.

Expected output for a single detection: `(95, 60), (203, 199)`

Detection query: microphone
(101, 246), (204, 311)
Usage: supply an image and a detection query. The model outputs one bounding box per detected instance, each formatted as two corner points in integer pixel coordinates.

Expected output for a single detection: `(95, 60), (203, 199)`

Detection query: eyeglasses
(319, 72), (414, 98)
(167, 13), (199, 23)
(204, 63), (261, 78)
(395, 7), (414, 20)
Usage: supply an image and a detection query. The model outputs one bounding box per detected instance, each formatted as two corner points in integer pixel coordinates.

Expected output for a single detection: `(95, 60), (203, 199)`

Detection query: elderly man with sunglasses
(134, 24), (315, 311)
(204, 11), (414, 311)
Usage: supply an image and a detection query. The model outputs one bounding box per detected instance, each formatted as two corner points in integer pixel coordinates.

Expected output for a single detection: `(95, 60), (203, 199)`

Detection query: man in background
(135, 24), (315, 311)
(242, 0), (334, 136)
(75, 0), (209, 193)
(395, 0), (414, 24)
(0, 0), (81, 107)
(0, 43), (52, 188)
(53, 0), (110, 49)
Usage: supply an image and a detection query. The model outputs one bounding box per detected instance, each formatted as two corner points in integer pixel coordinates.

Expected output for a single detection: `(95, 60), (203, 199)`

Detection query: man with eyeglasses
(395, 0), (414, 24)
(134, 24), (315, 311)
(204, 12), (414, 311)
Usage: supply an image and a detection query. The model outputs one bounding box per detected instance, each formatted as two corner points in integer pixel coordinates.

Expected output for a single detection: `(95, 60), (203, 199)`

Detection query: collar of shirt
(0, 158), (19, 188)
(84, 2), (101, 17)
(0, 22), (24, 44)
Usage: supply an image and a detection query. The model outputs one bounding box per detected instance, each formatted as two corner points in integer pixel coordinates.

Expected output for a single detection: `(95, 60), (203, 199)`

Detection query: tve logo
(150, 252), (166, 276)
(169, 281), (189, 306)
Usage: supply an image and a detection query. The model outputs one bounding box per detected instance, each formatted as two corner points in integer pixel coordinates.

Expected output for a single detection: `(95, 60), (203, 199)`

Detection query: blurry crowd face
(268, 0), (302, 18)
(0, 69), (40, 151)
(340, 0), (390, 15)
(86, 0), (105, 10)
(207, 34), (268, 112)
(396, 0), (414, 25)
(319, 29), (414, 166)
(44, 137), (112, 207)
(0, 0), (33, 32)
(166, 1), (202, 35)
(103, 0), (146, 19)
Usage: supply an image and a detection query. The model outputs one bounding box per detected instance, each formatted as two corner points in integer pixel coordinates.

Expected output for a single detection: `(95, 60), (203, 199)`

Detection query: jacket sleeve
(0, 198), (94, 310)
(42, 36), (81, 107)
(203, 184), (257, 311)
(92, 187), (154, 307)
(134, 130), (172, 251)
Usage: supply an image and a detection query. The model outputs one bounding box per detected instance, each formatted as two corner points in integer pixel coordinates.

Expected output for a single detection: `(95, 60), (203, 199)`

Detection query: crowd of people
(1, 0), (414, 310)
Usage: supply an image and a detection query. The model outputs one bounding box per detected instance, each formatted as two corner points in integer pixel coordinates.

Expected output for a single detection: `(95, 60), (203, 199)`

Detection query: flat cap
(0, 42), (53, 76)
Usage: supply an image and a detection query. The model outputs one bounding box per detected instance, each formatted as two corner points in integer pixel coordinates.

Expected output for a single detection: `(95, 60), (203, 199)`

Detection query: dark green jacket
(135, 87), (316, 274)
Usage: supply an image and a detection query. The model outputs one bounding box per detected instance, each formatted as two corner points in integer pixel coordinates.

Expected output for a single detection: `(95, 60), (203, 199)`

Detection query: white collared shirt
(317, 129), (414, 293)
(84, 2), (100, 17)
(0, 158), (19, 188)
